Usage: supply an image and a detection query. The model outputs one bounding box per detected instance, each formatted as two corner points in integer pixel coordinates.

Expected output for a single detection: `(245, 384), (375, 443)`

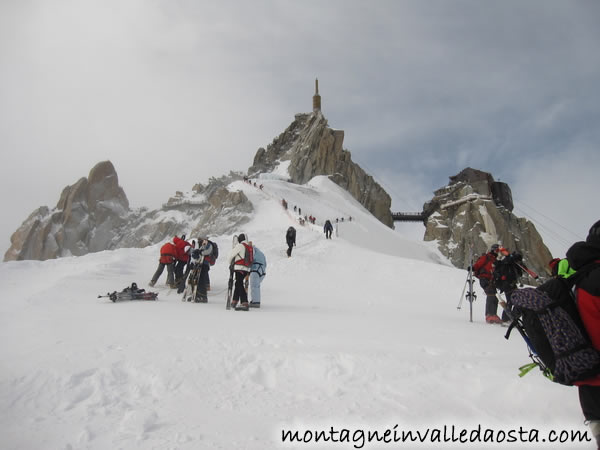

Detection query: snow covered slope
(0, 177), (591, 449)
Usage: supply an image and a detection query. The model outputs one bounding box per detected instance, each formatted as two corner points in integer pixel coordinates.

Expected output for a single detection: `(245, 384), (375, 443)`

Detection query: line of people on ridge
(280, 198), (351, 229)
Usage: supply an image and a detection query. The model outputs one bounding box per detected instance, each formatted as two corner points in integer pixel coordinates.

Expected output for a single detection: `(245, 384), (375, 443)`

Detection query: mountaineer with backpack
(149, 240), (177, 288)
(286, 226), (296, 257)
(473, 244), (508, 324)
(324, 220), (333, 239)
(173, 235), (192, 285)
(566, 220), (600, 446)
(503, 220), (600, 446)
(227, 234), (253, 310)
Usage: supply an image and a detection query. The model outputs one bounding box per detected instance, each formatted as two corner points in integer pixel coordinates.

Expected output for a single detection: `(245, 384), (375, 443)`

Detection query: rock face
(116, 173), (253, 249)
(5, 161), (129, 260)
(423, 168), (553, 279)
(4, 163), (253, 261)
(249, 111), (393, 227)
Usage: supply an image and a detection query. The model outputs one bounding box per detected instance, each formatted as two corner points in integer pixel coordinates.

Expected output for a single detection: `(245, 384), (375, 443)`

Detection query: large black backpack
(493, 255), (523, 293)
(505, 276), (600, 385)
(207, 240), (219, 265)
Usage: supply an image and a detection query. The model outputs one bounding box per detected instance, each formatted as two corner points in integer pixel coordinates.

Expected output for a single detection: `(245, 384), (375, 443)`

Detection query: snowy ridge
(0, 176), (589, 449)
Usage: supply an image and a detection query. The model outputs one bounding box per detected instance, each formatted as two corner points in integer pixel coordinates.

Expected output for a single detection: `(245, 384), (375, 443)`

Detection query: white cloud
(1, 0), (599, 254)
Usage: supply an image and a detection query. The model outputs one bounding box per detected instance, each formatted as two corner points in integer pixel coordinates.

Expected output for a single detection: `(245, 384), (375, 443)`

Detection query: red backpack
(235, 243), (254, 267)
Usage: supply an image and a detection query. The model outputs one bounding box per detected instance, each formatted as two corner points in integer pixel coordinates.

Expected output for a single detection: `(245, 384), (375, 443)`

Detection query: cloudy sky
(1, 0), (598, 258)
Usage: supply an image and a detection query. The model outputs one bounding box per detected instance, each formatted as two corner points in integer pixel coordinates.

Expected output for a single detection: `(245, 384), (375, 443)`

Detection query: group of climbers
(149, 235), (194, 289)
(470, 220), (600, 446)
(472, 243), (534, 324)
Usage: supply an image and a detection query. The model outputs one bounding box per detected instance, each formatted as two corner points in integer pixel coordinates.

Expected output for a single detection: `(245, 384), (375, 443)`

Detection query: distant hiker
(227, 234), (253, 310)
(566, 219), (600, 447)
(248, 241), (267, 308)
(191, 238), (213, 302)
(298, 207), (302, 216)
(149, 241), (177, 288)
(294, 205), (297, 212)
(173, 234), (192, 285)
(324, 220), (333, 239)
(286, 226), (296, 257)
(473, 244), (507, 324)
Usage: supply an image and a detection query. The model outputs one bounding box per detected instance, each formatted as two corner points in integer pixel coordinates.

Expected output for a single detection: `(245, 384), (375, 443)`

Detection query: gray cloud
(1, 0), (598, 257)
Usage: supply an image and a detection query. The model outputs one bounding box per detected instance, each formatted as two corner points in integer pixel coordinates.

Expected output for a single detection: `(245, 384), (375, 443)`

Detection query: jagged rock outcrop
(116, 173), (252, 249)
(248, 112), (393, 227)
(423, 168), (553, 279)
(4, 164), (252, 261)
(5, 161), (129, 260)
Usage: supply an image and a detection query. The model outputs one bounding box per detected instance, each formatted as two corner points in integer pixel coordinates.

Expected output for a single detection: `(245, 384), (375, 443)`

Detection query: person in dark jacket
(192, 238), (213, 302)
(567, 220), (600, 448)
(495, 251), (525, 322)
(286, 226), (296, 257)
(324, 220), (333, 239)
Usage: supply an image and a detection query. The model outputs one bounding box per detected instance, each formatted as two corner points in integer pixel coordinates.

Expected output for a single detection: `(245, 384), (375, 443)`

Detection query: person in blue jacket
(248, 241), (267, 308)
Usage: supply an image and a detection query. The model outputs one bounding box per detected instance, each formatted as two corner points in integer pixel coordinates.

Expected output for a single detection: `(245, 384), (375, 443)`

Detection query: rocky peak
(4, 164), (253, 261)
(4, 161), (130, 261)
(249, 111), (393, 227)
(423, 168), (552, 279)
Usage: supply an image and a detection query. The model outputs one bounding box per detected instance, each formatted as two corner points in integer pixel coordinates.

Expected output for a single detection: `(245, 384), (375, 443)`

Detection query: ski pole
(457, 275), (469, 310)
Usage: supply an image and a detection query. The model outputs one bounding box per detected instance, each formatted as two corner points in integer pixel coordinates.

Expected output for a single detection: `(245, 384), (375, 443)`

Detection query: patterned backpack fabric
(507, 281), (600, 385)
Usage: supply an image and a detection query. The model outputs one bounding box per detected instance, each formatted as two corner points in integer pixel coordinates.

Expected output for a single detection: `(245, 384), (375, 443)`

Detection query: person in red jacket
(567, 220), (600, 447)
(149, 241), (177, 288)
(173, 235), (192, 285)
(472, 244), (508, 324)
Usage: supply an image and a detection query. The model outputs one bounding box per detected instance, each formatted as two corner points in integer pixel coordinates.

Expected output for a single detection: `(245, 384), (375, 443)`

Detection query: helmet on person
(491, 244), (500, 253)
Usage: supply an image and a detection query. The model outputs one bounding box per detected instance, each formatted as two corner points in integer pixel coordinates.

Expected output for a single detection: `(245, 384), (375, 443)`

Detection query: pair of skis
(182, 262), (203, 302)
(457, 244), (477, 322)
(98, 283), (158, 302)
